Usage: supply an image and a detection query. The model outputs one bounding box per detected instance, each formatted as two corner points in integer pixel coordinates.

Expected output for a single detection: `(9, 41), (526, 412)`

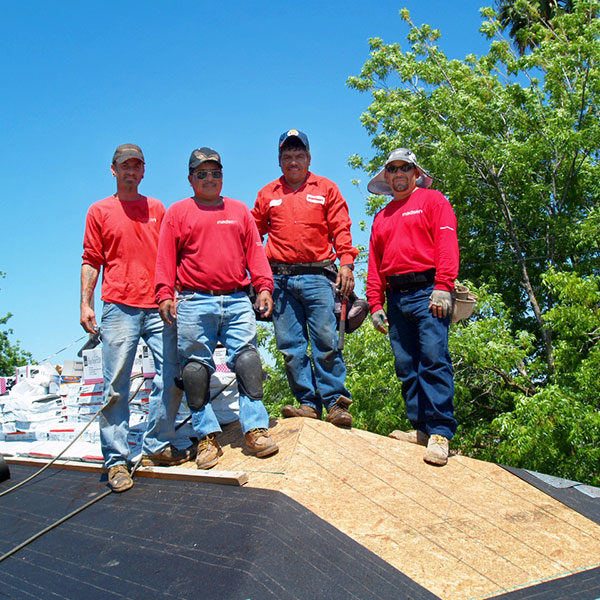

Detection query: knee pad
(182, 361), (210, 412)
(234, 348), (264, 400)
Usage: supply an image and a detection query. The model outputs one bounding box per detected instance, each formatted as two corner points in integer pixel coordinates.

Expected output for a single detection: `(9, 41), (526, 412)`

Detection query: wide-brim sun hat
(367, 148), (433, 195)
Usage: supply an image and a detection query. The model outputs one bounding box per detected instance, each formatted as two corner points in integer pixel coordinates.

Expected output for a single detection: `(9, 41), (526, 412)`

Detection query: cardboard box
(82, 348), (103, 384)
(62, 360), (84, 378)
(15, 366), (30, 381)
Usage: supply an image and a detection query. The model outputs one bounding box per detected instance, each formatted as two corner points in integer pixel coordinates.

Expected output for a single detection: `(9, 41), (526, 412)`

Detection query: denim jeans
(387, 285), (456, 440)
(176, 291), (269, 438)
(99, 302), (180, 469)
(271, 274), (350, 414)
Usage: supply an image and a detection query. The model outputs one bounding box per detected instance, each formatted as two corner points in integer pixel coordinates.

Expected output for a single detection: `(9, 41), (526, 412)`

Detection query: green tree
(347, 0), (600, 373)
(495, 0), (576, 54)
(0, 271), (33, 376)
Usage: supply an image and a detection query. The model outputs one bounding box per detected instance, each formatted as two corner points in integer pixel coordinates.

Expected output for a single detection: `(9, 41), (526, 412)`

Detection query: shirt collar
(277, 171), (316, 193)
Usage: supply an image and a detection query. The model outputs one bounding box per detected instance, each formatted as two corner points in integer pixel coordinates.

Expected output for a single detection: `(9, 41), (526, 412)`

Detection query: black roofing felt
(0, 465), (440, 600)
(487, 466), (600, 600)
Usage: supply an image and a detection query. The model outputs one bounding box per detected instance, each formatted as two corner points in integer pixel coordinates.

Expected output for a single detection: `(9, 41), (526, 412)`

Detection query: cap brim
(367, 165), (433, 195)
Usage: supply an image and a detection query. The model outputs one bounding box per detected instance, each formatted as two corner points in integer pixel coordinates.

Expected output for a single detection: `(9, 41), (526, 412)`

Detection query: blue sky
(0, 1), (491, 365)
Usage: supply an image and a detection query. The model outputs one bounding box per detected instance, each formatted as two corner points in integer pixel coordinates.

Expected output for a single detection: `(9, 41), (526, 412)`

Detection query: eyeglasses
(386, 163), (414, 173)
(194, 170), (223, 180)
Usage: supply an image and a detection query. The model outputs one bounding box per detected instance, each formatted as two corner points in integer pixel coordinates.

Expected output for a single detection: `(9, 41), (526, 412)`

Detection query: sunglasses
(194, 170), (223, 180)
(386, 164), (414, 173)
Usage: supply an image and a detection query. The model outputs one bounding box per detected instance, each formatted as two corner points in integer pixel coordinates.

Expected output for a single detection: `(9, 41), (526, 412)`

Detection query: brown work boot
(281, 404), (322, 419)
(141, 443), (196, 466)
(245, 428), (279, 458)
(195, 434), (223, 470)
(107, 464), (134, 493)
(325, 396), (352, 428)
(389, 429), (429, 447)
(423, 434), (449, 466)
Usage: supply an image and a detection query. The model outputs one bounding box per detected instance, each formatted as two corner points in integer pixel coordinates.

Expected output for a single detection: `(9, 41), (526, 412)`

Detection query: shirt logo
(269, 198), (282, 207)
(402, 209), (423, 217)
(306, 194), (325, 204)
(217, 220), (236, 225)
(440, 226), (455, 231)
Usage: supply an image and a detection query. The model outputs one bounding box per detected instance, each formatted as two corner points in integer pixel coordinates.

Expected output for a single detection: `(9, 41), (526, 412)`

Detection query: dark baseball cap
(112, 143), (144, 164)
(278, 129), (309, 152)
(189, 147), (223, 171)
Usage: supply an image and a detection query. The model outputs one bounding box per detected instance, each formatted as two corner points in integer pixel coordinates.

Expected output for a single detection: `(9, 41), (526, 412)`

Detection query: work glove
(371, 309), (389, 334)
(429, 290), (453, 319)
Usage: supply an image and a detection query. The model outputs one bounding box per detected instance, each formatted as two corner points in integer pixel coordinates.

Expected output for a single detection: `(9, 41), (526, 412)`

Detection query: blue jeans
(176, 291), (269, 438)
(387, 285), (456, 440)
(99, 302), (180, 469)
(271, 274), (350, 414)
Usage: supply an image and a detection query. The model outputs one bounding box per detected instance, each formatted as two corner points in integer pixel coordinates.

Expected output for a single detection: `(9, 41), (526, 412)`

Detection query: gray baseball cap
(112, 143), (145, 165)
(367, 148), (433, 195)
(189, 147), (223, 171)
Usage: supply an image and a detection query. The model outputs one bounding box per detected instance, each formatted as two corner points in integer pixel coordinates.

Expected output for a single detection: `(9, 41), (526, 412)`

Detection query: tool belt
(269, 260), (369, 334)
(387, 269), (436, 292)
(270, 260), (335, 278)
(180, 285), (250, 296)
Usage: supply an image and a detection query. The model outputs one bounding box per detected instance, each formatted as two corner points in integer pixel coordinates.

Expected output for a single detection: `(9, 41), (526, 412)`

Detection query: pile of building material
(0, 344), (239, 462)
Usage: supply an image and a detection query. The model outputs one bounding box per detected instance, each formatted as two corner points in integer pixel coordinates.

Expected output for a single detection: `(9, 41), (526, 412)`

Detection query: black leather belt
(270, 261), (335, 279)
(181, 286), (249, 296)
(387, 269), (435, 292)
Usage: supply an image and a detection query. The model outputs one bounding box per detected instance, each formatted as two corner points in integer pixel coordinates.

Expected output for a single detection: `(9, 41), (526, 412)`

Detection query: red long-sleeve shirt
(252, 173), (358, 267)
(367, 188), (459, 313)
(82, 195), (165, 308)
(155, 197), (274, 304)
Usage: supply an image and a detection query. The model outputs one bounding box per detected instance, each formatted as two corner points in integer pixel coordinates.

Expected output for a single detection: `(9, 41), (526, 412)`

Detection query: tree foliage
(0, 271), (33, 376)
(496, 0), (576, 54)
(347, 0), (600, 372)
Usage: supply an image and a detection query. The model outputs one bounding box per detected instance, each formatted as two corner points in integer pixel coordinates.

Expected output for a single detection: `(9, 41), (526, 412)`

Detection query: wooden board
(4, 456), (248, 486)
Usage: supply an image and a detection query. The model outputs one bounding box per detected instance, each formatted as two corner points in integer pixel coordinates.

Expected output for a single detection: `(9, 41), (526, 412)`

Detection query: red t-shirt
(252, 172), (358, 267)
(155, 197), (274, 304)
(367, 188), (460, 313)
(82, 195), (165, 308)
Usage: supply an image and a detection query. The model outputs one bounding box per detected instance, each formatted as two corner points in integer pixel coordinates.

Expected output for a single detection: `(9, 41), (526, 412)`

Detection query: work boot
(325, 396), (353, 428)
(107, 464), (134, 493)
(195, 434), (223, 470)
(423, 434), (450, 466)
(245, 428), (279, 458)
(281, 404), (322, 419)
(389, 429), (429, 447)
(141, 443), (196, 467)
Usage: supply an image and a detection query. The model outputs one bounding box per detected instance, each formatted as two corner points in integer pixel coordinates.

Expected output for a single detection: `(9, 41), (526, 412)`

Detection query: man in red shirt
(367, 148), (459, 466)
(253, 130), (359, 427)
(155, 147), (278, 468)
(81, 144), (193, 493)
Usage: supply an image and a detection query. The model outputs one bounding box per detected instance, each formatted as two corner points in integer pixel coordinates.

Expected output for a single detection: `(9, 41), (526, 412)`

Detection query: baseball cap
(189, 147), (223, 171)
(112, 143), (144, 165)
(278, 129), (310, 152)
(367, 147), (433, 195)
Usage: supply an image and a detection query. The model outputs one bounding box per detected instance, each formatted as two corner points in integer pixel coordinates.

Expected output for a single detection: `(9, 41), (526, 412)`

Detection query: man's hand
(336, 265), (355, 298)
(429, 290), (452, 319)
(80, 305), (98, 334)
(371, 309), (389, 334)
(159, 299), (177, 326)
(254, 290), (273, 318)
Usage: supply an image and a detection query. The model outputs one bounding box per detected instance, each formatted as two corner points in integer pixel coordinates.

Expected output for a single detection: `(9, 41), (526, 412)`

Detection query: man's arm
(154, 209), (179, 324)
(80, 263), (99, 333)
